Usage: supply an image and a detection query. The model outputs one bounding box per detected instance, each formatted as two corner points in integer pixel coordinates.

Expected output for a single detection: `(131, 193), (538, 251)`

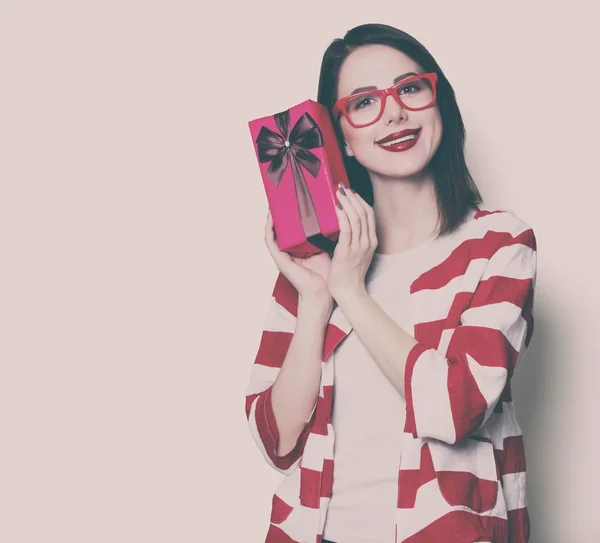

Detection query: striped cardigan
(245, 207), (537, 543)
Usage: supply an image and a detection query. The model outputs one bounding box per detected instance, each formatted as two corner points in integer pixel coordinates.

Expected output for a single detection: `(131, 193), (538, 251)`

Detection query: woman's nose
(381, 93), (406, 123)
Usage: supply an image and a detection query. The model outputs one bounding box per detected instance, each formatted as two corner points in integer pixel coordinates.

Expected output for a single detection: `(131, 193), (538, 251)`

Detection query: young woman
(245, 23), (537, 543)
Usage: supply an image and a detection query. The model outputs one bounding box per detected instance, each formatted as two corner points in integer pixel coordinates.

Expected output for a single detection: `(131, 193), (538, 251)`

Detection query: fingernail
(338, 185), (346, 196)
(341, 181), (348, 189)
(336, 201), (342, 209)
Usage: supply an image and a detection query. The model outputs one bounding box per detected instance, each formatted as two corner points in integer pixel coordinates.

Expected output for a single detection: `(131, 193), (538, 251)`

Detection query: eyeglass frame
(331, 72), (439, 128)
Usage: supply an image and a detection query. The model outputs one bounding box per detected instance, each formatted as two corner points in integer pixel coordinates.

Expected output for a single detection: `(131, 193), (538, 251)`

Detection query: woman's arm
(332, 227), (537, 446)
(245, 274), (333, 474)
(328, 185), (537, 446)
(270, 297), (332, 457)
(333, 287), (414, 398)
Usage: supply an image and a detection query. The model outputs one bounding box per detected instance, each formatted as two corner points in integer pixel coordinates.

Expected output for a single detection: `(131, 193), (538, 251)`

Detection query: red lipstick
(376, 128), (421, 152)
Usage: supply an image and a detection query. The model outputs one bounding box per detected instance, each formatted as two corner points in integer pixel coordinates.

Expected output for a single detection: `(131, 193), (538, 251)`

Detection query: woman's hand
(265, 211), (333, 309)
(327, 181), (378, 300)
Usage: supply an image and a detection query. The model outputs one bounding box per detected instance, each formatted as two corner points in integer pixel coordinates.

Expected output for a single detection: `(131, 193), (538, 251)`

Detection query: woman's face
(336, 44), (443, 179)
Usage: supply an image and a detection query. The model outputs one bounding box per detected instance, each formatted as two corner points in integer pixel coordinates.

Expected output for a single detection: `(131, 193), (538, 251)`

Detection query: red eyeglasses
(332, 72), (439, 128)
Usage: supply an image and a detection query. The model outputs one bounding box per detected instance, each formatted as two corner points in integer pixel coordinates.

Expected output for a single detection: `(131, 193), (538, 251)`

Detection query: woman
(245, 23), (537, 543)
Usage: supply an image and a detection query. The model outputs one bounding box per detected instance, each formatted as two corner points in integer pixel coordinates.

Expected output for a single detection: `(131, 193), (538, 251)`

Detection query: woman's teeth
(379, 134), (417, 146)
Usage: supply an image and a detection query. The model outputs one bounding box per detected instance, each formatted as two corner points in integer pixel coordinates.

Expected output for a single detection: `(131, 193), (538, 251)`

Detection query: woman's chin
(368, 163), (428, 180)
(362, 151), (429, 176)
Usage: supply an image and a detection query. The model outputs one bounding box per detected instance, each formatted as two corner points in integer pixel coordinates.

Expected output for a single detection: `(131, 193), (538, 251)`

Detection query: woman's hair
(317, 23), (483, 237)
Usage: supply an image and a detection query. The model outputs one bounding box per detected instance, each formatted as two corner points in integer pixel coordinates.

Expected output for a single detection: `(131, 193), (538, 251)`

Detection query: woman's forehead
(337, 45), (421, 96)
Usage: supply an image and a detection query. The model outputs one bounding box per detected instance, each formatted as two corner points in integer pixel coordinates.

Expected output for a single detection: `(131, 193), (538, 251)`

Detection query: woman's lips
(376, 129), (421, 152)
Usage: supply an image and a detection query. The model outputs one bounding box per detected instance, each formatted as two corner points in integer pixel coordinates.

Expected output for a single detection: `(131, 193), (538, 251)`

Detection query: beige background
(1, 1), (598, 541)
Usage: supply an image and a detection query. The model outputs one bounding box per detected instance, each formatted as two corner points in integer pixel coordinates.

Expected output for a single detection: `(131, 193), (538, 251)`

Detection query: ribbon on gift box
(255, 108), (336, 253)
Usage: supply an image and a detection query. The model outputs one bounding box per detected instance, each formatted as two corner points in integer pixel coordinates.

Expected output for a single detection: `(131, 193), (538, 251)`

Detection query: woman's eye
(354, 97), (373, 110)
(399, 84), (419, 95)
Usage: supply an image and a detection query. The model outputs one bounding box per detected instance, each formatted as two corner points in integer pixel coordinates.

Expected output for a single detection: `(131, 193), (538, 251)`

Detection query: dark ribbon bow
(255, 109), (335, 253)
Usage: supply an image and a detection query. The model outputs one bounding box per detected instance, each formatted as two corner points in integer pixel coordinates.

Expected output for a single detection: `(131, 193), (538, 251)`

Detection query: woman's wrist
(298, 294), (334, 322)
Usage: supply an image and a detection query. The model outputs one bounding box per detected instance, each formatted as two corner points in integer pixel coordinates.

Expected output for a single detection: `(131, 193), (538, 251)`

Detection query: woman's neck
(370, 171), (440, 254)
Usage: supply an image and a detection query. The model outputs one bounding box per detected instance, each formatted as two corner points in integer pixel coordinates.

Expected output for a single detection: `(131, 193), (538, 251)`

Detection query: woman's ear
(344, 140), (354, 157)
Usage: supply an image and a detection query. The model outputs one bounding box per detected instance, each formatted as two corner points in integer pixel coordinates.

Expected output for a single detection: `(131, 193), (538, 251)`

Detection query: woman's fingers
(334, 196), (351, 256)
(337, 182), (371, 251)
(349, 189), (378, 250)
(264, 211), (276, 250)
(265, 211), (291, 264)
(337, 184), (360, 251)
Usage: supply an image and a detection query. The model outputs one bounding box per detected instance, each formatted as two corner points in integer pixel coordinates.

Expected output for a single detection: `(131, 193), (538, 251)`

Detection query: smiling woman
(245, 22), (537, 543)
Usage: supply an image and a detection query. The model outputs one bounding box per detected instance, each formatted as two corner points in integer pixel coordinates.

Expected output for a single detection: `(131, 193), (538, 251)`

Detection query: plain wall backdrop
(1, 1), (598, 541)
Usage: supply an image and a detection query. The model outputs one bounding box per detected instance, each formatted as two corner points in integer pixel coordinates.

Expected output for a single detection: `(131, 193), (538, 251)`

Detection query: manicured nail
(338, 185), (346, 196)
(341, 181), (348, 189)
(336, 201), (342, 209)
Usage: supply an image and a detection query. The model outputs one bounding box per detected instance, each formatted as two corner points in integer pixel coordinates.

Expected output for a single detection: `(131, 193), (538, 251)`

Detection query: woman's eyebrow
(349, 72), (419, 95)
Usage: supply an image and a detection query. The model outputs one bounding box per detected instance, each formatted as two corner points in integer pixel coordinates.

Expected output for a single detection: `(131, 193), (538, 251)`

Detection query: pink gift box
(248, 99), (348, 258)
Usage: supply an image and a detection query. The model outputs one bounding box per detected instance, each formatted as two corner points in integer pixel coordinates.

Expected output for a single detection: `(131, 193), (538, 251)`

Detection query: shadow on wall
(511, 308), (559, 543)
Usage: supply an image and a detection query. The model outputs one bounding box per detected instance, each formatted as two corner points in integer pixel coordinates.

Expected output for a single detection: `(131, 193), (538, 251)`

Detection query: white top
(322, 231), (440, 543)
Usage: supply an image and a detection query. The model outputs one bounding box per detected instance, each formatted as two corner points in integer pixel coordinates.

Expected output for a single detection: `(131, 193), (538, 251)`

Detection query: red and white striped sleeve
(405, 224), (537, 445)
(244, 273), (318, 474)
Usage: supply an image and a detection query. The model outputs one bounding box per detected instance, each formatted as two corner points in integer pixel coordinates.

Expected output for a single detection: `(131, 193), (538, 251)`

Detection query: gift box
(248, 99), (348, 258)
